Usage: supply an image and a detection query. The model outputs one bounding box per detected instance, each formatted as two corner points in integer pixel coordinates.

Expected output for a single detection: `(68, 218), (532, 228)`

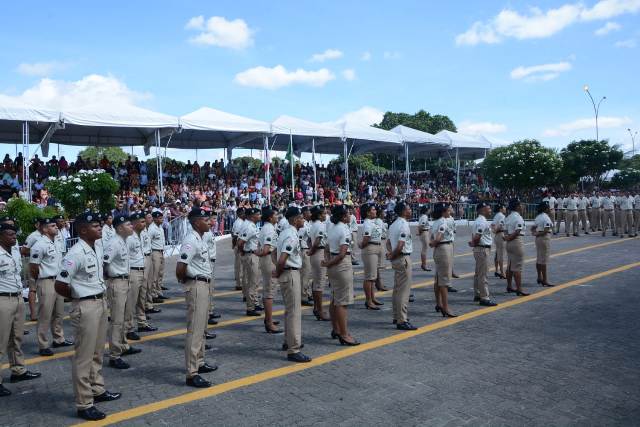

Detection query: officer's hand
(321, 260), (328, 267)
(467, 241), (474, 247)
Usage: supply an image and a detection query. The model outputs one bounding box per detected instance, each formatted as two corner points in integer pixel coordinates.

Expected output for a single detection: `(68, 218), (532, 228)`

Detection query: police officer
(470, 202), (497, 307)
(256, 206), (282, 333)
(125, 212), (157, 342)
(203, 212), (221, 329)
(542, 193), (557, 234)
(308, 205), (330, 320)
(387, 201), (416, 330)
(348, 206), (359, 265)
(577, 193), (590, 234)
(54, 215), (68, 255)
(418, 205), (432, 271)
(104, 215), (140, 369)
(375, 205), (389, 291)
(504, 199), (529, 296)
(231, 207), (246, 291)
(634, 191), (640, 237)
(564, 193), (579, 236)
(620, 191), (634, 238)
(359, 203), (383, 310)
(273, 207), (312, 362)
(491, 203), (507, 279)
(555, 194), (566, 235)
(532, 201), (554, 287)
(601, 192), (616, 236)
(54, 212), (120, 421)
(176, 207), (218, 388)
(0, 222), (41, 398)
(141, 211), (159, 314)
(430, 203), (456, 318)
(589, 192), (602, 232)
(149, 209), (167, 303)
(298, 206), (313, 306)
(24, 218), (43, 322)
(238, 208), (262, 316)
(101, 214), (115, 248)
(30, 217), (72, 356)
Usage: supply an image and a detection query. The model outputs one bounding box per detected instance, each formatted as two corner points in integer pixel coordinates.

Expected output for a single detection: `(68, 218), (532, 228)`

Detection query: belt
(78, 293), (104, 300)
(331, 252), (351, 256)
(284, 267), (299, 271)
(187, 276), (211, 283)
(109, 275), (129, 280)
(210, 259), (216, 263)
(144, 252), (151, 256)
(0, 291), (21, 297)
(368, 242), (381, 245)
(604, 209), (613, 211)
(130, 267), (144, 271)
(152, 249), (163, 252)
(477, 245), (491, 249)
(437, 241), (452, 245)
(243, 250), (254, 255)
(316, 246), (325, 249)
(38, 276), (56, 280)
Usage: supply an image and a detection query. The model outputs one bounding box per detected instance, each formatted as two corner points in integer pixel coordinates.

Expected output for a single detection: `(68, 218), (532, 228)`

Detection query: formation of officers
(0, 193), (636, 421)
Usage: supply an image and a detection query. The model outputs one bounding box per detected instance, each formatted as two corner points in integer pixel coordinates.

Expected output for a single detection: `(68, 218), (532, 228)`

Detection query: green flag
(285, 138), (293, 162)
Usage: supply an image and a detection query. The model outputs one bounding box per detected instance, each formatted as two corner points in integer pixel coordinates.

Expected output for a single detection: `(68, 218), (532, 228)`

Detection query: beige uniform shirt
(0, 245), (22, 293)
(203, 230), (217, 260)
(602, 196), (615, 210)
(29, 236), (61, 277)
(101, 225), (115, 249)
(179, 230), (212, 278)
(431, 218), (454, 242)
(104, 235), (130, 277)
(54, 231), (67, 255)
(491, 212), (506, 232)
(126, 232), (145, 269)
(620, 196), (634, 210)
(239, 221), (259, 252)
(505, 212), (525, 235)
(258, 222), (277, 252)
(578, 197), (590, 210)
(590, 196), (601, 209)
(534, 213), (553, 233)
(418, 214), (431, 233)
(276, 224), (302, 269)
(473, 215), (493, 246)
(26, 231), (43, 249)
(309, 220), (327, 248)
(362, 218), (382, 243)
(564, 197), (578, 210)
(389, 217), (413, 254)
(141, 228), (151, 255)
(56, 239), (106, 298)
(298, 221), (311, 249)
(148, 223), (165, 250)
(327, 222), (351, 254)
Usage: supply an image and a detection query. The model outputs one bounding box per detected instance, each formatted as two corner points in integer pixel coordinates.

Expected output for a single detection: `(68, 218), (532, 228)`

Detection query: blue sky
(1, 0), (639, 163)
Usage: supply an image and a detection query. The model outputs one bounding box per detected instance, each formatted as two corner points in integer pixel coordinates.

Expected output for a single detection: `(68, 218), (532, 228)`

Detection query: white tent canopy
(0, 105), (61, 145)
(336, 121), (403, 155)
(435, 130), (492, 160)
(391, 125), (451, 156)
(271, 115), (343, 154)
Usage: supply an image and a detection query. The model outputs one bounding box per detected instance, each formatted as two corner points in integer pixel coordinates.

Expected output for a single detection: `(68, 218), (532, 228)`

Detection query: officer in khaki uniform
(238, 208), (262, 315)
(203, 213), (221, 328)
(274, 207), (312, 362)
(634, 192), (640, 237)
(564, 194), (579, 236)
(601, 192), (616, 236)
(30, 217), (73, 356)
(589, 192), (602, 232)
(125, 212), (157, 342)
(148, 210), (167, 303)
(103, 215), (140, 370)
(470, 202), (497, 307)
(257, 206), (283, 333)
(54, 212), (120, 421)
(231, 207), (246, 291)
(24, 219), (43, 322)
(387, 202), (416, 330)
(141, 211), (158, 313)
(0, 222), (41, 398)
(176, 207), (217, 389)
(555, 196), (566, 235)
(298, 206), (313, 306)
(619, 191), (635, 238)
(577, 193), (590, 234)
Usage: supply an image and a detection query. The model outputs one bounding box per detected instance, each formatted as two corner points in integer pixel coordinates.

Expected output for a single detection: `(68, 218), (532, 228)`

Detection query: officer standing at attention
(231, 207), (246, 291)
(359, 203), (384, 310)
(564, 193), (579, 237)
(256, 207), (282, 333)
(177, 207), (218, 388)
(589, 192), (602, 232)
(620, 191), (635, 238)
(149, 209), (167, 303)
(308, 205), (330, 321)
(375, 205), (389, 291)
(418, 205), (432, 272)
(532, 202), (554, 287)
(54, 215), (68, 255)
(430, 203), (456, 318)
(101, 214), (115, 249)
(24, 218), (43, 323)
(54, 212), (120, 421)
(601, 192), (616, 236)
(238, 208), (262, 316)
(614, 193), (623, 237)
(104, 215), (140, 370)
(30, 217), (73, 356)
(142, 211), (159, 314)
(299, 206), (313, 306)
(491, 204), (507, 279)
(542, 193), (557, 233)
(555, 194), (566, 235)
(348, 206), (359, 265)
(203, 212), (221, 329)
(0, 222), (41, 397)
(125, 212), (157, 343)
(634, 191), (640, 237)
(273, 207), (312, 362)
(469, 202), (497, 307)
(387, 202), (416, 330)
(577, 193), (590, 234)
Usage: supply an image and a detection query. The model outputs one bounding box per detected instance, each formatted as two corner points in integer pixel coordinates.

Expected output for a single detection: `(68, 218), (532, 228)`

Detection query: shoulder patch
(345, 238), (350, 243)
(103, 255), (109, 260)
(180, 253), (188, 260)
(400, 232), (406, 238)
(266, 237), (272, 242)
(60, 271), (69, 278)
(285, 245), (293, 251)
(364, 231), (370, 236)
(31, 253), (38, 259)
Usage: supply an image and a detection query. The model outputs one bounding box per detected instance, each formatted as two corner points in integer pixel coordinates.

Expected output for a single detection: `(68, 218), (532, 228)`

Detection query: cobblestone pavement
(2, 226), (639, 427)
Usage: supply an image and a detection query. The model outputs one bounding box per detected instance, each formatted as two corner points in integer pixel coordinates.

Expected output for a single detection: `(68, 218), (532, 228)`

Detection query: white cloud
(383, 51), (402, 60)
(15, 61), (68, 77)
(0, 74), (151, 110)
(543, 116), (632, 137)
(233, 65), (335, 89)
(361, 51), (372, 61)
(510, 61), (572, 82)
(456, 0), (640, 45)
(615, 38), (637, 47)
(459, 121), (507, 135)
(594, 21), (622, 35)
(332, 106), (384, 127)
(342, 68), (356, 81)
(309, 49), (343, 62)
(185, 15), (254, 49)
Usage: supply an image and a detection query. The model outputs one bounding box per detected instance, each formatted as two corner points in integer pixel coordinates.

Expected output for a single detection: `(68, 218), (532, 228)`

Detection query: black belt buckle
(188, 276), (210, 283)
(109, 275), (129, 280)
(130, 267), (144, 271)
(0, 292), (20, 297)
(79, 293), (103, 300)
(284, 267), (299, 271)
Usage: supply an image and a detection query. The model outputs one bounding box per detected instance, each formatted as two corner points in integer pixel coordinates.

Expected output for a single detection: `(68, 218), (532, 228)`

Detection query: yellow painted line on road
(75, 259), (640, 426)
(7, 236), (635, 370)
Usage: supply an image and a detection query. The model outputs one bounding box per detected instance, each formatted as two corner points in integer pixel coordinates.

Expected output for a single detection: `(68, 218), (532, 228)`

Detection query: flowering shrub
(2, 198), (59, 244)
(482, 140), (563, 191)
(46, 169), (119, 217)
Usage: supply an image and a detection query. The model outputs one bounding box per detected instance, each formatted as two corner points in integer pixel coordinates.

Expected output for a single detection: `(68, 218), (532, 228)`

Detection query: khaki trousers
(70, 297), (108, 410)
(107, 278), (130, 359)
(310, 250), (326, 293)
(278, 269), (302, 355)
(234, 247), (245, 289)
(300, 250), (312, 300)
(208, 263), (216, 315)
(260, 255), (277, 300)
(125, 269), (147, 332)
(548, 209), (556, 231)
(391, 255), (412, 324)
(566, 210), (578, 235)
(143, 254), (154, 310)
(377, 239), (387, 289)
(184, 279), (208, 378)
(473, 247), (490, 300)
(634, 210), (640, 235)
(555, 210), (565, 234)
(494, 232), (505, 264)
(241, 253), (260, 310)
(36, 278), (65, 349)
(351, 231), (358, 262)
(578, 210), (589, 232)
(590, 208), (601, 231)
(621, 210), (634, 235)
(419, 232), (429, 258)
(615, 210), (623, 234)
(151, 250), (165, 297)
(0, 295), (26, 384)
(602, 210), (615, 234)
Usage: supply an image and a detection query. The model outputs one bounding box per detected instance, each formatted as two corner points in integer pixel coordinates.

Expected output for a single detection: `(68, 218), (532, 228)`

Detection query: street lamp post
(627, 128), (637, 157)
(583, 85), (606, 142)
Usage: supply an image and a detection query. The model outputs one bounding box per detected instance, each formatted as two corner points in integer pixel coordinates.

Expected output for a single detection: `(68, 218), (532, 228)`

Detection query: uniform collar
(79, 238), (96, 254)
(477, 214), (486, 221)
(0, 245), (11, 257)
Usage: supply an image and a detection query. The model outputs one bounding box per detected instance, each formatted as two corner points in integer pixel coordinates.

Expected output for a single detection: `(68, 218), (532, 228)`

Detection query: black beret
(310, 205), (323, 216)
(394, 202), (406, 216)
(113, 215), (129, 226)
(0, 214), (16, 223)
(151, 210), (163, 218)
(261, 208), (275, 222)
(476, 202), (490, 211)
(331, 205), (347, 218)
(53, 215), (65, 221)
(40, 217), (57, 225)
(508, 198), (521, 211)
(246, 208), (259, 216)
(129, 212), (144, 221)
(236, 207), (245, 215)
(75, 211), (102, 225)
(188, 207), (210, 218)
(285, 206), (301, 219)
(0, 223), (17, 232)
(300, 206), (310, 214)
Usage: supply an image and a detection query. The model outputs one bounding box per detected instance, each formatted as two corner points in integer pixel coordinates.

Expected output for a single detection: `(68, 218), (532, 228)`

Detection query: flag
(285, 138), (293, 162)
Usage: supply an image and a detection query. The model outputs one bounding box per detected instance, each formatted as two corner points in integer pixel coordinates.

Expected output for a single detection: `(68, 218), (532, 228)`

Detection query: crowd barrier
(408, 202), (539, 222)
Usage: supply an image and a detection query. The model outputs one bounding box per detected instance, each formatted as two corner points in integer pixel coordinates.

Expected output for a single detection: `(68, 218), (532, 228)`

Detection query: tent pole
(405, 142), (410, 198)
(22, 121), (31, 201)
(343, 138), (349, 195)
(290, 131), (295, 200)
(455, 147), (460, 190)
(156, 129), (164, 203)
(312, 138), (317, 202)
(264, 135), (271, 205)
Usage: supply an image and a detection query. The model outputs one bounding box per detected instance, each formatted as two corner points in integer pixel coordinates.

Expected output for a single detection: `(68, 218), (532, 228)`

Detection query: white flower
(73, 178), (81, 183)
(79, 169), (86, 173)
(77, 185), (84, 190)
(72, 193), (80, 197)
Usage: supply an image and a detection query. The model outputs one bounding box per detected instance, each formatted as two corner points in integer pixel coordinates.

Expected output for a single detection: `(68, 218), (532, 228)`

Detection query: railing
(408, 202), (539, 222)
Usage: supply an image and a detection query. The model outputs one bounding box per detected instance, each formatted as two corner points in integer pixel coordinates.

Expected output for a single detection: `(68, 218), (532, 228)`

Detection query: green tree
(560, 140), (623, 187)
(374, 109), (457, 134)
(610, 168), (640, 189)
(232, 156), (263, 170)
(482, 140), (563, 191)
(620, 154), (640, 170)
(330, 153), (387, 173)
(78, 146), (130, 165)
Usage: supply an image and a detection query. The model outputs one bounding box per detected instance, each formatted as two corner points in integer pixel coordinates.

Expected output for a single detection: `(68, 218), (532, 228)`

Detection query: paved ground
(2, 225), (639, 427)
